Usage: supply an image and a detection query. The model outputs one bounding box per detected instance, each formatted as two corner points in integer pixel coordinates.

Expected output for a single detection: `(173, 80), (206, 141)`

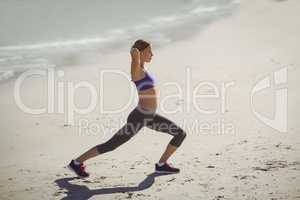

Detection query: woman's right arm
(130, 48), (142, 81)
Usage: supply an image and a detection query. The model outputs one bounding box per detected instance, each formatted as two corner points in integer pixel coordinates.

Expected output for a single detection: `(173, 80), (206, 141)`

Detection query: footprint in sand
(182, 178), (194, 185)
(214, 195), (225, 200)
(275, 143), (294, 150)
(233, 175), (257, 180)
(126, 192), (134, 199)
(238, 140), (248, 145)
(253, 160), (300, 171)
(207, 165), (215, 168)
(167, 177), (176, 182)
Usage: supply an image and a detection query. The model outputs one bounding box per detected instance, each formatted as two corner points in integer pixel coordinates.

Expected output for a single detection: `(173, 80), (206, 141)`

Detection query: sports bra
(132, 71), (155, 91)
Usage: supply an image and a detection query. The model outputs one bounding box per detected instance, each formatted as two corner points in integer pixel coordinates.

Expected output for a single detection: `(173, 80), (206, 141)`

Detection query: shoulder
(131, 70), (146, 82)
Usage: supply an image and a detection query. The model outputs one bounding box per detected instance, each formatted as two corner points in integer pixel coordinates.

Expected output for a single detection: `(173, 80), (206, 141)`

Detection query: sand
(0, 0), (299, 199)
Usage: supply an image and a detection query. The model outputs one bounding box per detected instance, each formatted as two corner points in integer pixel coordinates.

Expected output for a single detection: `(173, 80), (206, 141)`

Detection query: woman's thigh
(146, 113), (183, 136)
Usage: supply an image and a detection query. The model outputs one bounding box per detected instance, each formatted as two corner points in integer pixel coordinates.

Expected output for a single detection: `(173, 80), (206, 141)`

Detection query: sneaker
(68, 159), (90, 178)
(155, 162), (180, 174)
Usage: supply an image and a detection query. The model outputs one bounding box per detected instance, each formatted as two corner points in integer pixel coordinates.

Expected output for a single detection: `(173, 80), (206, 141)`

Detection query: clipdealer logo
(250, 67), (288, 133)
(13, 65), (289, 134)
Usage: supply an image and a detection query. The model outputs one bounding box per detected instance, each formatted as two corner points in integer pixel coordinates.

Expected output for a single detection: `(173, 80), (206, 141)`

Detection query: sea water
(0, 0), (240, 81)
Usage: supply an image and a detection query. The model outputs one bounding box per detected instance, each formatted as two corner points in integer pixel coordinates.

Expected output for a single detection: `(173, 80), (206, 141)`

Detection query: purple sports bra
(132, 71), (155, 91)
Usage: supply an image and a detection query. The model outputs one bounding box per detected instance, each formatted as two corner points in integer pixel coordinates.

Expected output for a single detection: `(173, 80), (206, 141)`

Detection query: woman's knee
(170, 128), (187, 147)
(178, 129), (187, 142)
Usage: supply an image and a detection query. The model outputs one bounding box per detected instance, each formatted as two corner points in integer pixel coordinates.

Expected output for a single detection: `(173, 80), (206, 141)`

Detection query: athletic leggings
(96, 106), (187, 154)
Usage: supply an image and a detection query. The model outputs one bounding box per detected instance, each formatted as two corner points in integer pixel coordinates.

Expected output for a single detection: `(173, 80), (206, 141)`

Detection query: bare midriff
(137, 87), (158, 112)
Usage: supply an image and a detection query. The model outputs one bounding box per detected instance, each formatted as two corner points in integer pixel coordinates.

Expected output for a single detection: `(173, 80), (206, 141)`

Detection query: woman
(68, 39), (187, 178)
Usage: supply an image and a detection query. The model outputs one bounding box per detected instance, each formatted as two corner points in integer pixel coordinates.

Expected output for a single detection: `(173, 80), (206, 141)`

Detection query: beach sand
(0, 0), (300, 199)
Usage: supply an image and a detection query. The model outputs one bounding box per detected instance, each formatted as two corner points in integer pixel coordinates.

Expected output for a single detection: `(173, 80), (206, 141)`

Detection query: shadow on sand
(55, 172), (174, 200)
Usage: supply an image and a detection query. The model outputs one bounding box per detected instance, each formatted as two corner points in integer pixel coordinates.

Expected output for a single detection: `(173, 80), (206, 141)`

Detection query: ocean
(0, 0), (239, 81)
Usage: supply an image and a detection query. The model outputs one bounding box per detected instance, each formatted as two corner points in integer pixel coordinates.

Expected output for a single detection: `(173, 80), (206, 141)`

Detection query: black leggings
(96, 106), (187, 154)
